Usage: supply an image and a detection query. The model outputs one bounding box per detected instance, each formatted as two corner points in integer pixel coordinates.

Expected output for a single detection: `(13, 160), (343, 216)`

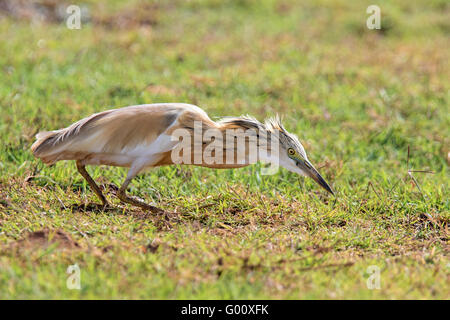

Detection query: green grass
(0, 0), (448, 299)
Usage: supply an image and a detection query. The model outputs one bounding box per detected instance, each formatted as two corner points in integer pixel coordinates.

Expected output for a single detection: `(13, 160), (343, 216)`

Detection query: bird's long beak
(298, 159), (335, 196)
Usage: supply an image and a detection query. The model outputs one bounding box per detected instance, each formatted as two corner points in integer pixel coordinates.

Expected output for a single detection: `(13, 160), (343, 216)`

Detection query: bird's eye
(288, 148), (295, 156)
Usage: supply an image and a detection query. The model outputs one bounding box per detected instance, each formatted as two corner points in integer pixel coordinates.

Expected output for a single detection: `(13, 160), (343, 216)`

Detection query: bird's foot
(130, 200), (179, 221)
(136, 202), (166, 215)
(117, 194), (165, 214)
(68, 202), (114, 212)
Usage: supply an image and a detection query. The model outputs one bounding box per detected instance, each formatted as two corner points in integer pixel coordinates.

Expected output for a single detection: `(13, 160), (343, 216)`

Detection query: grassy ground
(0, 0), (448, 299)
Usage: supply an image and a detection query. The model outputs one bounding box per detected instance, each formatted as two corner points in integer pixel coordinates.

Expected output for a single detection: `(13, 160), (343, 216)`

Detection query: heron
(31, 103), (334, 212)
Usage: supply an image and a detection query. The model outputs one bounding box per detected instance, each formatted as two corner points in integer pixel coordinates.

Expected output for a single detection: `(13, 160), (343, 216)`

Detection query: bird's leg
(117, 166), (164, 214)
(76, 160), (108, 207)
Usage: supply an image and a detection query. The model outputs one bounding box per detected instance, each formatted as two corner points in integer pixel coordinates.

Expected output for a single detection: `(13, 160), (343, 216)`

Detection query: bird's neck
(167, 121), (279, 168)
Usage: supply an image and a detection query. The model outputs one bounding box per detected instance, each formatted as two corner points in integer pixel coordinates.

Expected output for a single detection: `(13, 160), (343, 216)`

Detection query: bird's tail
(31, 129), (65, 164)
(31, 110), (114, 165)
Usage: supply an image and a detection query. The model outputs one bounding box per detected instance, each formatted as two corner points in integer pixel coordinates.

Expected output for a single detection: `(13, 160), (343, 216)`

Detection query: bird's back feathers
(31, 103), (212, 165)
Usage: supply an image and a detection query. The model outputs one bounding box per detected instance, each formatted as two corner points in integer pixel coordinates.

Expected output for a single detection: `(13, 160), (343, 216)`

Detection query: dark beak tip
(328, 188), (336, 196)
(315, 174), (335, 196)
(323, 183), (335, 196)
(301, 160), (335, 196)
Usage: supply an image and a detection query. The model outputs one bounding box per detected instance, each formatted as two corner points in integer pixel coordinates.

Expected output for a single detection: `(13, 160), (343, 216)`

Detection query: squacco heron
(31, 103), (334, 212)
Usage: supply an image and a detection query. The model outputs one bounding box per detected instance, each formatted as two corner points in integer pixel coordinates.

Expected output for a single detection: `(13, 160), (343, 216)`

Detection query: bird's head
(218, 115), (334, 195)
(265, 117), (335, 196)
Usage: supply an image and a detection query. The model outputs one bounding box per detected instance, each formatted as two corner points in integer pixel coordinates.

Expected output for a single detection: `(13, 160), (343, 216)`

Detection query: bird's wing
(32, 103), (214, 164)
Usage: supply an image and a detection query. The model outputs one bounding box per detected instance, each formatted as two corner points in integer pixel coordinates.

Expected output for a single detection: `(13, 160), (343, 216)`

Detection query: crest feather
(218, 115), (263, 130)
(264, 114), (287, 133)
